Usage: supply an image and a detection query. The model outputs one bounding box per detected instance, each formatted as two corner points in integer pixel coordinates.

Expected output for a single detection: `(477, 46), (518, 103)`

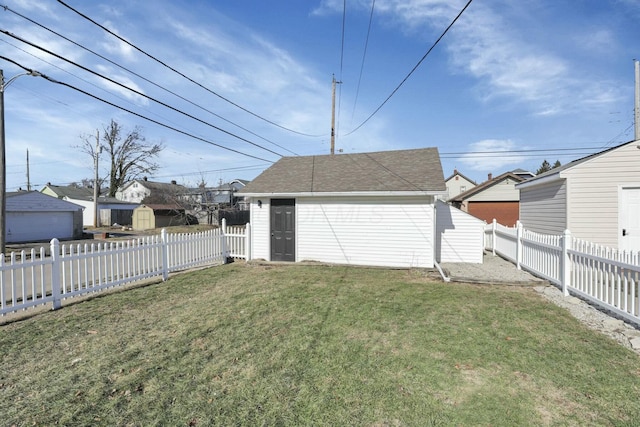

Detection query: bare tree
(77, 120), (164, 197)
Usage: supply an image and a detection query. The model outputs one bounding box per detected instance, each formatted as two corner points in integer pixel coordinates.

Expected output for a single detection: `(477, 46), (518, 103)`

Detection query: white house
(41, 184), (138, 226)
(239, 148), (451, 268)
(516, 140), (640, 252)
(6, 191), (84, 243)
(116, 178), (188, 203)
(445, 169), (476, 200)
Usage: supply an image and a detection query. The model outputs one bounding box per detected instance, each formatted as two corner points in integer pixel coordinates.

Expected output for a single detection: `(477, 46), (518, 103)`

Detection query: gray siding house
(517, 140), (640, 252)
(6, 191), (84, 243)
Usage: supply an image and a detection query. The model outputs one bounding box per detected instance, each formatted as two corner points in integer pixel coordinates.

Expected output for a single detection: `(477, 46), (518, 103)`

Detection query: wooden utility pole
(26, 149), (31, 191)
(635, 59), (639, 141)
(330, 75), (342, 155)
(331, 75), (337, 155)
(93, 129), (100, 228)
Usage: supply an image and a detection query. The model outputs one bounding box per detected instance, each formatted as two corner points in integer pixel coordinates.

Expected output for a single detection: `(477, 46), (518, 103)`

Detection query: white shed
(239, 148), (448, 268)
(435, 200), (485, 263)
(6, 192), (84, 243)
(517, 140), (640, 251)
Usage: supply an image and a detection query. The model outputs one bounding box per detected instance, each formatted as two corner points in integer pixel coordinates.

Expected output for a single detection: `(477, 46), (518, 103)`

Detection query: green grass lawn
(2, 263), (639, 426)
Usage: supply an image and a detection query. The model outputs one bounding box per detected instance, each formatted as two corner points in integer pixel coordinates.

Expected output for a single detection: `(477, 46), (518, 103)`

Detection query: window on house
(460, 185), (466, 192)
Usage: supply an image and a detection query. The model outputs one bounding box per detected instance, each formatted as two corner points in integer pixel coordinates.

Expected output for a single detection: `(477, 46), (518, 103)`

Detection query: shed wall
(435, 201), (484, 263)
(519, 180), (567, 235)
(296, 196), (434, 268)
(562, 142), (640, 247)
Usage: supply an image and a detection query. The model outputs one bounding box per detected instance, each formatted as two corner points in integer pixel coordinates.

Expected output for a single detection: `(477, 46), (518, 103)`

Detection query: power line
(350, 0), (376, 122)
(1, 4), (298, 156)
(335, 0), (347, 142)
(0, 56), (276, 163)
(0, 29), (286, 158)
(344, 0), (475, 136)
(56, 0), (325, 138)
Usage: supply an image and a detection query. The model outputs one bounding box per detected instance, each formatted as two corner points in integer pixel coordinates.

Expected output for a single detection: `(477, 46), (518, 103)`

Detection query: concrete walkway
(440, 252), (546, 285)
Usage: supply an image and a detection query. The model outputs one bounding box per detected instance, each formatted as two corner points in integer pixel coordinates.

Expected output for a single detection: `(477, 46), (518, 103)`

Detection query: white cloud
(339, 0), (626, 116)
(459, 139), (524, 172)
(99, 21), (136, 60)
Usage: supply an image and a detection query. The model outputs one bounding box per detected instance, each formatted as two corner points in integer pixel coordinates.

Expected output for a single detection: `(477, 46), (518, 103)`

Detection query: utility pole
(635, 59), (639, 142)
(330, 75), (342, 155)
(0, 70), (6, 254)
(26, 149), (30, 191)
(93, 129), (100, 228)
(0, 68), (40, 254)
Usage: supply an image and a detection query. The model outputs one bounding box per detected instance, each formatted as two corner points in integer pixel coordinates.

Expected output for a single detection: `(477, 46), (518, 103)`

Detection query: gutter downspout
(434, 261), (450, 282)
(433, 200), (450, 282)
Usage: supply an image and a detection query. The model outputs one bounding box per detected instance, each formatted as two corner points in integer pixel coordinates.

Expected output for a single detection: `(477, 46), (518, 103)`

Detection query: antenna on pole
(330, 74), (342, 155)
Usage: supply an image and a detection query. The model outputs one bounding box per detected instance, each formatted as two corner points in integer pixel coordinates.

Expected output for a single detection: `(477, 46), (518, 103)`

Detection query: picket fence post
(221, 218), (228, 262)
(50, 238), (62, 310)
(561, 229), (572, 296)
(491, 219), (497, 256)
(161, 228), (169, 281)
(516, 221), (523, 270)
(245, 222), (251, 261)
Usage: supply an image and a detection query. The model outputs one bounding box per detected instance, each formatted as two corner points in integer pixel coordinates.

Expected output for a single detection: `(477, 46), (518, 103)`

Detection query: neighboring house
(239, 148), (449, 268)
(445, 169), (476, 200)
(131, 204), (193, 231)
(517, 140), (640, 252)
(451, 171), (526, 226)
(6, 191), (83, 243)
(187, 179), (250, 223)
(116, 178), (188, 204)
(41, 184), (138, 227)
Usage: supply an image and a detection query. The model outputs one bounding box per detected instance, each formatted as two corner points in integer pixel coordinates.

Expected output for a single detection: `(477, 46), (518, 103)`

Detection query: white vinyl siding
(435, 201), (484, 263)
(446, 175), (476, 200)
(296, 196), (434, 268)
(466, 178), (520, 202)
(519, 180), (567, 235)
(248, 198), (270, 260)
(562, 143), (640, 247)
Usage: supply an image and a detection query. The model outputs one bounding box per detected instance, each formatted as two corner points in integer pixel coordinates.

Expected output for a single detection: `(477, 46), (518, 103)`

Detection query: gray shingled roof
(240, 148), (445, 194)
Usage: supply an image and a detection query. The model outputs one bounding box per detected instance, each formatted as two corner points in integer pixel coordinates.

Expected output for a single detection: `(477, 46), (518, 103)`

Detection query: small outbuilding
(517, 139), (640, 251)
(131, 204), (191, 231)
(239, 148), (448, 268)
(6, 191), (84, 243)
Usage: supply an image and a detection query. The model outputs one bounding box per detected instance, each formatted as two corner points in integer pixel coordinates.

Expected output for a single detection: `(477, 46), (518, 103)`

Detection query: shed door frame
(619, 186), (640, 252)
(270, 199), (295, 262)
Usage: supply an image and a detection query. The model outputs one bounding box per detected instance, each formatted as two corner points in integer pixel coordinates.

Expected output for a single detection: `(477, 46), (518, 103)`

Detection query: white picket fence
(485, 220), (640, 325)
(1, 221), (249, 316)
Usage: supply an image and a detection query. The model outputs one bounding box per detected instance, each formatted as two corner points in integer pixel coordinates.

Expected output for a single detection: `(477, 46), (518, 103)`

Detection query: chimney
(171, 180), (177, 185)
(143, 176), (148, 181)
(487, 173), (493, 181)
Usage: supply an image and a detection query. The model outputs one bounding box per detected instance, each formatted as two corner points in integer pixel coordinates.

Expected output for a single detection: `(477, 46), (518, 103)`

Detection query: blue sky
(1, 0), (639, 191)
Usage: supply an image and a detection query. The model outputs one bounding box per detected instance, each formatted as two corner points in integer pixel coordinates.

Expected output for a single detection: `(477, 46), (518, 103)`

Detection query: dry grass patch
(1, 263), (640, 426)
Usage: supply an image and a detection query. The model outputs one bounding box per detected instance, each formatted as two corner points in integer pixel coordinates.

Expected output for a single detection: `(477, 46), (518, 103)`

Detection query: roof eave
(239, 190), (446, 198)
(515, 171), (563, 189)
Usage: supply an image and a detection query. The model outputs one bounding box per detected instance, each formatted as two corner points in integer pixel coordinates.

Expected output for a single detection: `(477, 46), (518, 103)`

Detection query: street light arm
(0, 55), (42, 90)
(2, 70), (41, 91)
